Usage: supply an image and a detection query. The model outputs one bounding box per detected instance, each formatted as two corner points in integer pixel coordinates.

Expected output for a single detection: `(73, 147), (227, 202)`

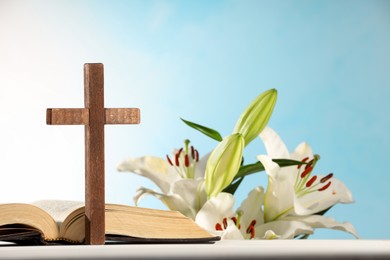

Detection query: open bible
(0, 200), (219, 245)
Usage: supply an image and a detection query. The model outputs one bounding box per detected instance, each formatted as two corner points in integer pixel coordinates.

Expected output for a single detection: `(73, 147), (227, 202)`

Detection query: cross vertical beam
(46, 63), (140, 245)
(84, 63), (105, 245)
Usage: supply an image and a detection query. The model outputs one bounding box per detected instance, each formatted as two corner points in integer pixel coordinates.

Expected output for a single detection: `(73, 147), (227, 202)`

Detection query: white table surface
(1, 240), (390, 260)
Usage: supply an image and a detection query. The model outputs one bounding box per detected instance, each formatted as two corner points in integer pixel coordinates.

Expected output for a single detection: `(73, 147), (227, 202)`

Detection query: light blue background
(0, 0), (389, 239)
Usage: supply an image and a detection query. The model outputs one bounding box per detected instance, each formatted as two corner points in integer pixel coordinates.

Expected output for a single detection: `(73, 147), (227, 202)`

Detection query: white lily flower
(256, 127), (359, 238)
(197, 128), (358, 239)
(118, 140), (209, 219)
(196, 187), (291, 240)
(196, 185), (357, 240)
(195, 187), (300, 239)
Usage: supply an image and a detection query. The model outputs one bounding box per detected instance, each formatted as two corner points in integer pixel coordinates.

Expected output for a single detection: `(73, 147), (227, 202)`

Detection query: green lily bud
(205, 133), (245, 198)
(233, 89), (277, 146)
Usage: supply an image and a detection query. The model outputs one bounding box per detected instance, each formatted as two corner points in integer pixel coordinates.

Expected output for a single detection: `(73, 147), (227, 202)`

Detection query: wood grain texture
(105, 108), (140, 124)
(84, 63), (106, 245)
(46, 108), (140, 125)
(46, 108), (89, 125)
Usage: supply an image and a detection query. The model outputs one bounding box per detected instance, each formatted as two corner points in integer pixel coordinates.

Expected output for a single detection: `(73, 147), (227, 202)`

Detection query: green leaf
(233, 89), (277, 146)
(181, 118), (223, 142)
(234, 158), (307, 180)
(205, 133), (245, 198)
(222, 176), (245, 195)
(235, 162), (265, 179)
(273, 158), (308, 167)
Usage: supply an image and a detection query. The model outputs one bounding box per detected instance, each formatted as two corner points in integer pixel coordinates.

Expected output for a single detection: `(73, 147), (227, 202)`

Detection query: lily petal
(133, 186), (196, 219)
(294, 177), (354, 216)
(194, 152), (210, 179)
(284, 215), (360, 239)
(237, 187), (265, 227)
(195, 192), (236, 233)
(171, 179), (207, 214)
(255, 220), (313, 239)
(290, 142), (313, 161)
(221, 220), (245, 240)
(257, 155), (295, 222)
(118, 156), (180, 194)
(259, 127), (290, 159)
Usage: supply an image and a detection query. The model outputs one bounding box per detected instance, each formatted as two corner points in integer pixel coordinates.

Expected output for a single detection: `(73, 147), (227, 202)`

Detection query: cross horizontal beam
(46, 108), (140, 125)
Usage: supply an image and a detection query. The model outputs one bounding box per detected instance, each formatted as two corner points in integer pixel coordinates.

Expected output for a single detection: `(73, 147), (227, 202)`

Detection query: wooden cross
(46, 63), (140, 245)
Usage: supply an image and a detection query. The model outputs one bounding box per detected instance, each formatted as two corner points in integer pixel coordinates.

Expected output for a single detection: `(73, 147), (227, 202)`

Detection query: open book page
(32, 200), (84, 229)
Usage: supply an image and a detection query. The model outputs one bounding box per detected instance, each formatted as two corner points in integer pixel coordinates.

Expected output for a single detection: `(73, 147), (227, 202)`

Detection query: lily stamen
(300, 166), (313, 178)
(214, 217), (238, 232)
(245, 220), (257, 239)
(294, 155), (335, 198)
(320, 173), (333, 183)
(318, 181), (332, 191)
(166, 155), (173, 166)
(215, 223), (223, 231)
(297, 157), (309, 169)
(223, 218), (228, 229)
(295, 154), (322, 193)
(306, 176), (317, 188)
(165, 140), (200, 179)
(175, 148), (183, 166)
(191, 146), (195, 159)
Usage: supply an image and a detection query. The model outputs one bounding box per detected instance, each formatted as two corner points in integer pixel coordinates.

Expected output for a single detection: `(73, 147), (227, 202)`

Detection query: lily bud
(205, 133), (245, 198)
(233, 89), (277, 146)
